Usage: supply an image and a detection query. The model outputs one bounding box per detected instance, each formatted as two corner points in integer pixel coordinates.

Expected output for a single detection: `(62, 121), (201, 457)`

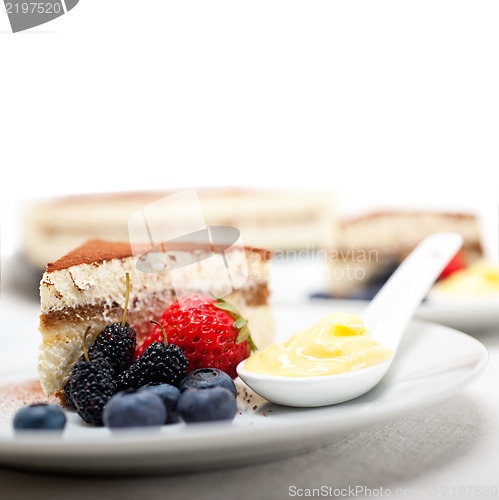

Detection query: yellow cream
(434, 260), (499, 296)
(244, 312), (392, 377)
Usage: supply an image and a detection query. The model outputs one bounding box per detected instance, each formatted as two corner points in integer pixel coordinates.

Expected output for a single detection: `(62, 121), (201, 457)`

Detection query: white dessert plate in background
(418, 287), (499, 331)
(0, 304), (488, 474)
(305, 296), (499, 334)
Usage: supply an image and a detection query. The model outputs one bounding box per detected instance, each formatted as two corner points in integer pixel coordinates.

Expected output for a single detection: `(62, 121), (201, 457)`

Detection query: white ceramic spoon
(237, 232), (464, 407)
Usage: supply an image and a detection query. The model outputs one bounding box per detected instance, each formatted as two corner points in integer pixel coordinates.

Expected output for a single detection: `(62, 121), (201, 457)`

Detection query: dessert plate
(307, 296), (499, 334)
(415, 295), (499, 332)
(0, 304), (488, 474)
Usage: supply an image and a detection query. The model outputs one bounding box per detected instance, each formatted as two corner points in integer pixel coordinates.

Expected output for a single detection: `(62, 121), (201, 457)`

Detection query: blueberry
(103, 390), (166, 428)
(179, 368), (237, 398)
(178, 387), (237, 423)
(139, 384), (181, 424)
(13, 404), (66, 432)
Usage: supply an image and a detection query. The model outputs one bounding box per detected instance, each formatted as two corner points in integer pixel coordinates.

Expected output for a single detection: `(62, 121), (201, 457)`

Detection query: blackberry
(71, 355), (117, 426)
(89, 321), (136, 374)
(117, 341), (188, 391)
(87, 272), (136, 375)
(64, 344), (112, 410)
(63, 324), (135, 410)
(63, 378), (76, 409)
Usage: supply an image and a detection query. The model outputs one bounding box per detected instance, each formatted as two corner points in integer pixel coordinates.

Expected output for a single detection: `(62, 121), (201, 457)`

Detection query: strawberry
(135, 295), (255, 379)
(438, 250), (466, 280)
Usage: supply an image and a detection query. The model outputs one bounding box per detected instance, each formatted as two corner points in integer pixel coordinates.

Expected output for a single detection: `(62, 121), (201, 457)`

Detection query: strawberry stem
(150, 320), (168, 346)
(121, 272), (130, 327)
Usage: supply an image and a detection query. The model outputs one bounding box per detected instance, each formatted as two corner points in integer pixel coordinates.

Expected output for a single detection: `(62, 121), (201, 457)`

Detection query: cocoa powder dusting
(46, 239), (270, 273)
(0, 379), (61, 423)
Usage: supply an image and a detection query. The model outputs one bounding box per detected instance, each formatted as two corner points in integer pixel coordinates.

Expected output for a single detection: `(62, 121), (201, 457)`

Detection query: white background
(1, 1), (498, 255)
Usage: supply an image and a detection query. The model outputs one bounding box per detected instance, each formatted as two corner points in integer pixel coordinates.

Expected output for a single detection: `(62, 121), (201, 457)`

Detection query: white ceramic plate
(0, 304), (488, 474)
(306, 296), (499, 334)
(416, 295), (499, 332)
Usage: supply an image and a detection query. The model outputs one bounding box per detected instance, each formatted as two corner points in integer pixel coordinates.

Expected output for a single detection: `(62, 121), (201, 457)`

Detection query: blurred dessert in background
(327, 211), (484, 300)
(432, 259), (499, 297)
(22, 188), (337, 270)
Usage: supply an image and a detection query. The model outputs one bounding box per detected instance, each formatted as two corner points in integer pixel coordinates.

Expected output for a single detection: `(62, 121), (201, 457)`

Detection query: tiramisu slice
(23, 188), (337, 269)
(327, 211), (483, 299)
(39, 239), (274, 397)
